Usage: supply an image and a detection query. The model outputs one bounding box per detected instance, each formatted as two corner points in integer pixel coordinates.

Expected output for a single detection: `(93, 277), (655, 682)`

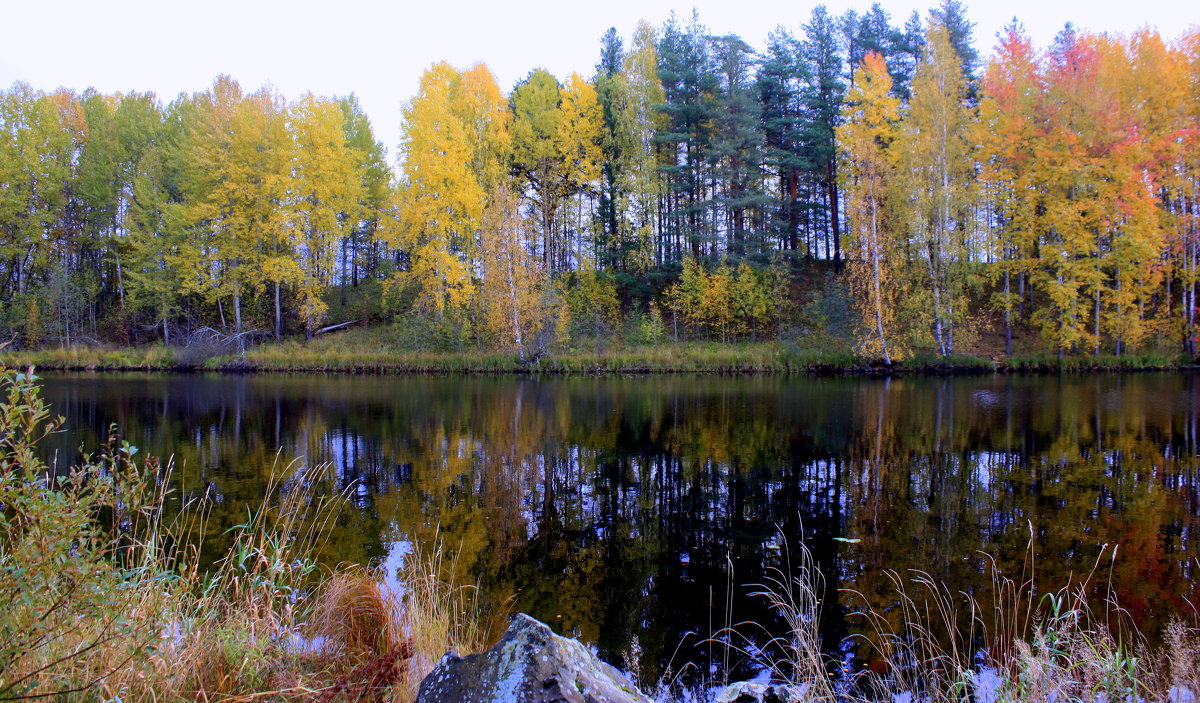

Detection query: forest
(2, 1), (1199, 364)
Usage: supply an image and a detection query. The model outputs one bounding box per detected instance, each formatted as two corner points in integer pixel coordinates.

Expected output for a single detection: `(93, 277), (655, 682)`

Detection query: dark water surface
(36, 372), (1200, 687)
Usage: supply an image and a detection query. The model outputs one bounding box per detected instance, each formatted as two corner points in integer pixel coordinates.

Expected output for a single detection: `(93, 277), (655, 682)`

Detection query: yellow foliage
(838, 52), (904, 363)
(478, 185), (561, 359)
(896, 22), (976, 356)
(566, 267), (620, 348)
(290, 93), (361, 333)
(396, 62), (509, 320)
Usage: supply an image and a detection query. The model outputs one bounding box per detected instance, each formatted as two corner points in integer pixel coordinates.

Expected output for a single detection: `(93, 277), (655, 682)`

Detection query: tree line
(2, 2), (1198, 359)
(0, 80), (390, 346)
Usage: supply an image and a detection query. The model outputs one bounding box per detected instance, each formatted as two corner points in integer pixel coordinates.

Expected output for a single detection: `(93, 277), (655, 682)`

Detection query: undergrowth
(6, 334), (1195, 375)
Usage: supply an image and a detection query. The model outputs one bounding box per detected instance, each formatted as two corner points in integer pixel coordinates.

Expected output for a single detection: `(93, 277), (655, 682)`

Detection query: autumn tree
(979, 21), (1042, 356)
(1131, 29), (1197, 353)
(174, 77), (294, 338)
(510, 69), (603, 273)
(123, 101), (184, 343)
(338, 95), (393, 288)
(394, 63), (509, 324)
(0, 75), (401, 348)
(478, 185), (560, 361)
(0, 85), (75, 312)
(929, 0), (979, 97)
(838, 52), (903, 363)
(289, 93), (361, 336)
(895, 21), (975, 356)
(1028, 29), (1164, 355)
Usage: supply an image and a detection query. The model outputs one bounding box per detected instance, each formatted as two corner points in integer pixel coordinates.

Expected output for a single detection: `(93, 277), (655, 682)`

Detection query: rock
(415, 613), (653, 703)
(715, 681), (807, 703)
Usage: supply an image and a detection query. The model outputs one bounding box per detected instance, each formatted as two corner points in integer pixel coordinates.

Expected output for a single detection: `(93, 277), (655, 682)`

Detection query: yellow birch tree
(289, 93), (361, 336)
(897, 22), (975, 356)
(838, 52), (903, 363)
(393, 63), (508, 322)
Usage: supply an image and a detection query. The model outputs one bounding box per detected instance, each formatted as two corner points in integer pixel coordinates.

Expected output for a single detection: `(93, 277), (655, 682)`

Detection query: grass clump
(727, 535), (1200, 703)
(1006, 351), (1191, 372)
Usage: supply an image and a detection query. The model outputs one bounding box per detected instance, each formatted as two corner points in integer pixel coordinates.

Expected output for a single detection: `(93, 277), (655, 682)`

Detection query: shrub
(0, 368), (173, 699)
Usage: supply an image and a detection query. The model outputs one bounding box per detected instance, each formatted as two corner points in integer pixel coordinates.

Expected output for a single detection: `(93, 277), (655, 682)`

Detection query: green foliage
(0, 369), (166, 699)
(792, 273), (857, 349)
(624, 303), (667, 346)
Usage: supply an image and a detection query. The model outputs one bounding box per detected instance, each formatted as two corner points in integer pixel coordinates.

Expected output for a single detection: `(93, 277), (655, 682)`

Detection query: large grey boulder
(415, 613), (653, 703)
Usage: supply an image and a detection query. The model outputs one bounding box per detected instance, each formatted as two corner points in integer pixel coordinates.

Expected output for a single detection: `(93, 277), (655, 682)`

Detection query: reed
(736, 535), (1200, 703)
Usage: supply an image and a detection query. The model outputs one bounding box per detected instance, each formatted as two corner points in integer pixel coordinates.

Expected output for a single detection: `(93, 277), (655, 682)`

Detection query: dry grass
(714, 539), (840, 701)
(162, 463), (344, 700)
(0, 344), (179, 371)
(310, 569), (402, 659)
(131, 479), (501, 703)
(386, 543), (507, 702)
(1159, 618), (1200, 698)
(734, 533), (1200, 703)
(2, 463), (500, 703)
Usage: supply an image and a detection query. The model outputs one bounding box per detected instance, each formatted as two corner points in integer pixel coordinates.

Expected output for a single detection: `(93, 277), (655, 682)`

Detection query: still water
(36, 372), (1200, 687)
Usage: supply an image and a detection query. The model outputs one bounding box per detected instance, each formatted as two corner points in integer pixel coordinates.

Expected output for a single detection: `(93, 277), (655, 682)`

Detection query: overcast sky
(1, 0), (1194, 160)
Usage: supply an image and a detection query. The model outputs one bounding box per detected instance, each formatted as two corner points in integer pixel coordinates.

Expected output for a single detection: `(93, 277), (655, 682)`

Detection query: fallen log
(313, 320), (360, 336)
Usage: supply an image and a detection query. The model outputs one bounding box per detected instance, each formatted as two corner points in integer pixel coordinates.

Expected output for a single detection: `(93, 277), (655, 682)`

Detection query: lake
(35, 372), (1200, 689)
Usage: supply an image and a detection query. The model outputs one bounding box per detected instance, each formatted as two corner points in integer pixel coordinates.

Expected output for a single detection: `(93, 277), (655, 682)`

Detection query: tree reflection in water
(38, 372), (1200, 687)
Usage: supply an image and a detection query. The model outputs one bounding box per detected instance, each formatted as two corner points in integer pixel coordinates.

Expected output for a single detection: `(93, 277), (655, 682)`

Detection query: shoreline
(4, 344), (1197, 376)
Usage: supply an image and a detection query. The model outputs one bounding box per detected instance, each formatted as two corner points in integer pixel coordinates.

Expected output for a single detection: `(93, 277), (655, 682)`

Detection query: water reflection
(37, 373), (1200, 686)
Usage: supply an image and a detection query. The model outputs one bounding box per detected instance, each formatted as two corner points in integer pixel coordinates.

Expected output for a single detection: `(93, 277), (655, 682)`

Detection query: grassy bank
(0, 344), (182, 371)
(1, 368), (1198, 701)
(4, 330), (1197, 375)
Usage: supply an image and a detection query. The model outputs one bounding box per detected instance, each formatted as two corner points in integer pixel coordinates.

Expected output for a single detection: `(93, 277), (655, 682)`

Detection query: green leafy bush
(0, 368), (169, 699)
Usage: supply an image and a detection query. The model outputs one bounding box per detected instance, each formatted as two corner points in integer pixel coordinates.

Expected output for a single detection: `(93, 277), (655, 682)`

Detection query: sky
(1, 0), (1194, 160)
